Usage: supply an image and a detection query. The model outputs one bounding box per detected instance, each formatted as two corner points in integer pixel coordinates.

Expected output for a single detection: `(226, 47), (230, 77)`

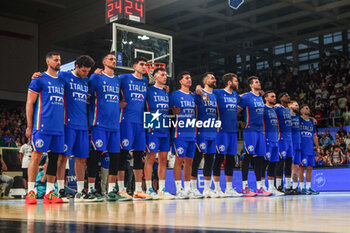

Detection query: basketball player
(289, 100), (302, 195)
(118, 57), (151, 200)
(299, 105), (320, 195)
(191, 72), (217, 199)
(88, 53), (131, 201)
(275, 93), (293, 195)
(263, 91), (284, 196)
(25, 52), (65, 204)
(237, 76), (272, 197)
(144, 67), (175, 200)
(170, 71), (196, 199)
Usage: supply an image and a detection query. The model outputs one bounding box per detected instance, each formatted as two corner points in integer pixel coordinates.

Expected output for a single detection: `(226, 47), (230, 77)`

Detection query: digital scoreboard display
(105, 0), (145, 24)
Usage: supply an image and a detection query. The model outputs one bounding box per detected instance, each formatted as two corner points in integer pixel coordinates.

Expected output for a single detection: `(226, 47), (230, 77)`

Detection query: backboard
(111, 23), (173, 77)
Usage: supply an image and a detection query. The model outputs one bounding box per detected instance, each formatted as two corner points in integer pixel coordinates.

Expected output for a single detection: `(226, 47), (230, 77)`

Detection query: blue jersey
(119, 74), (148, 124)
(194, 90), (217, 138)
(28, 72), (65, 135)
(299, 117), (316, 155)
(263, 105), (279, 142)
(145, 85), (169, 134)
(275, 105), (292, 141)
(88, 73), (120, 131)
(59, 72), (88, 130)
(238, 92), (265, 132)
(214, 89), (239, 133)
(291, 114), (301, 145)
(169, 90), (196, 139)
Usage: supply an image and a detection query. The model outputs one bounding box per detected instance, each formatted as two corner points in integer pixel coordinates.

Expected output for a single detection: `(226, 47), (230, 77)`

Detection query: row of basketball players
(23, 51), (319, 204)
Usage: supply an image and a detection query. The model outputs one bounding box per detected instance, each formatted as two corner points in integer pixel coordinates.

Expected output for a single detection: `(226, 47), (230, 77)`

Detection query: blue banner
(228, 0), (244, 10)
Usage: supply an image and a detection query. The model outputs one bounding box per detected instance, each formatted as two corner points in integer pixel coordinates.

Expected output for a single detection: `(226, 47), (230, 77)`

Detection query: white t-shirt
(19, 144), (32, 168)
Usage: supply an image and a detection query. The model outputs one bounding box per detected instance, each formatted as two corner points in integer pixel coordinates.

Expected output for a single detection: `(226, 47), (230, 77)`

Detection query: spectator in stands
(338, 94), (347, 111)
(319, 133), (332, 151)
(337, 124), (347, 136)
(345, 132), (350, 148)
(19, 138), (32, 190)
(345, 144), (350, 164)
(342, 105), (350, 125)
(0, 154), (14, 199)
(315, 147), (326, 167)
(325, 130), (333, 141)
(330, 146), (345, 166)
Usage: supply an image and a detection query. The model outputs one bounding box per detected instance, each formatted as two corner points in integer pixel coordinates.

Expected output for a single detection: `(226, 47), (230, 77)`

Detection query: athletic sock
(204, 180), (211, 191)
(184, 181), (191, 192)
(108, 183), (115, 193)
(256, 181), (262, 190)
(242, 180), (248, 189)
(146, 180), (152, 190)
(276, 178), (282, 188)
(191, 180), (197, 190)
(268, 180), (274, 190)
(57, 180), (64, 191)
(77, 181), (84, 193)
(159, 180), (165, 191)
(226, 182), (232, 190)
(175, 180), (182, 192)
(117, 181), (124, 192)
(285, 178), (292, 189)
(292, 180), (298, 189)
(46, 182), (55, 194)
(28, 182), (35, 193)
(214, 181), (220, 191)
(301, 182), (306, 189)
(88, 183), (95, 192)
(306, 182), (311, 189)
(135, 182), (142, 192)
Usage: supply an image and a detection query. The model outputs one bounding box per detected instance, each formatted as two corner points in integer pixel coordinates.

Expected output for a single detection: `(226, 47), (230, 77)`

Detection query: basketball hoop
(146, 62), (166, 85)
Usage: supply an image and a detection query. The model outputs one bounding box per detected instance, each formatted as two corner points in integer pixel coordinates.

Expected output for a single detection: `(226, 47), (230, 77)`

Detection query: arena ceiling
(2, 0), (350, 73)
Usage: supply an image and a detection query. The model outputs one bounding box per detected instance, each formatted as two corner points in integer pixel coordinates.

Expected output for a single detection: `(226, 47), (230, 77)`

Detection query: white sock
(285, 178), (292, 189)
(276, 178), (282, 188)
(292, 180), (298, 189)
(108, 183), (115, 193)
(159, 180), (165, 191)
(214, 181), (220, 191)
(204, 180), (211, 191)
(261, 180), (267, 189)
(88, 183), (95, 191)
(135, 182), (142, 192)
(175, 180), (182, 192)
(117, 181), (125, 192)
(146, 180), (152, 190)
(184, 181), (191, 191)
(268, 180), (274, 190)
(256, 181), (262, 190)
(191, 180), (197, 190)
(306, 182), (311, 189)
(301, 182), (305, 189)
(77, 181), (84, 193)
(242, 180), (248, 189)
(28, 182), (35, 193)
(46, 182), (55, 194)
(57, 180), (64, 191)
(226, 182), (232, 190)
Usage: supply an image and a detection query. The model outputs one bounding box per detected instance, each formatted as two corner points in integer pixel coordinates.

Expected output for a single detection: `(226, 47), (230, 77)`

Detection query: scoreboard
(105, 0), (145, 24)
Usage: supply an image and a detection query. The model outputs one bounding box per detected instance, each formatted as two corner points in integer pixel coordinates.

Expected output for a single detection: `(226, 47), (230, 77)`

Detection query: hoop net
(146, 62), (166, 85)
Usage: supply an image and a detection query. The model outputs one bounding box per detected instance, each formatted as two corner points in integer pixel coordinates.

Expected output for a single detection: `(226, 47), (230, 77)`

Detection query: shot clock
(105, 0), (145, 24)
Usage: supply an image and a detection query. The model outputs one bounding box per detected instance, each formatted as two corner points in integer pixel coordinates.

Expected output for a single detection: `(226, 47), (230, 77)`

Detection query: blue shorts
(278, 140), (293, 159)
(120, 122), (146, 151)
(266, 141), (279, 162)
(146, 132), (170, 153)
(216, 132), (237, 155)
(301, 153), (315, 167)
(243, 130), (266, 156)
(91, 127), (120, 153)
(31, 131), (64, 153)
(172, 137), (196, 158)
(63, 127), (89, 158)
(196, 136), (216, 154)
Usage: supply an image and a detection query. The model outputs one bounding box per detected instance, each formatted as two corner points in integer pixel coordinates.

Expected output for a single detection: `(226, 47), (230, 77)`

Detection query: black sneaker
(292, 188), (301, 195)
(58, 189), (71, 203)
(284, 188), (293, 195)
(277, 186), (285, 193)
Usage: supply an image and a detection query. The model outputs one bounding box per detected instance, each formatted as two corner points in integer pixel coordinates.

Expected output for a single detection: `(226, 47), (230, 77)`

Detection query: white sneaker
(74, 192), (85, 203)
(268, 187), (285, 196)
(215, 189), (226, 198)
(176, 189), (189, 199)
(203, 189), (219, 198)
(158, 188), (175, 200)
(225, 188), (243, 197)
(188, 189), (203, 199)
(146, 188), (159, 200)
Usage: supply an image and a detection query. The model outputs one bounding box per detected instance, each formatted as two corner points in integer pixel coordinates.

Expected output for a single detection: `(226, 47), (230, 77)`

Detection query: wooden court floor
(0, 192), (349, 233)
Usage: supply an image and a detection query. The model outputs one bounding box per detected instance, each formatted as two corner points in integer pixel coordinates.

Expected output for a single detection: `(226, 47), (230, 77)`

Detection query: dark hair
(222, 73), (237, 87)
(45, 51), (60, 59)
(300, 104), (308, 111)
(263, 90), (275, 101)
(133, 56), (148, 65)
(278, 92), (288, 100)
(201, 72), (214, 85)
(248, 76), (259, 85)
(177, 71), (190, 84)
(75, 55), (95, 68)
(102, 52), (115, 61)
(153, 67), (167, 76)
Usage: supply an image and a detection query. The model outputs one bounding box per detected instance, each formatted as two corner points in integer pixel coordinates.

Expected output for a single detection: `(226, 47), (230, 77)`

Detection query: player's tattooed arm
(120, 100), (127, 109)
(310, 117), (317, 125)
(195, 85), (203, 95)
(170, 106), (180, 115)
(25, 91), (38, 139)
(94, 68), (103, 75)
